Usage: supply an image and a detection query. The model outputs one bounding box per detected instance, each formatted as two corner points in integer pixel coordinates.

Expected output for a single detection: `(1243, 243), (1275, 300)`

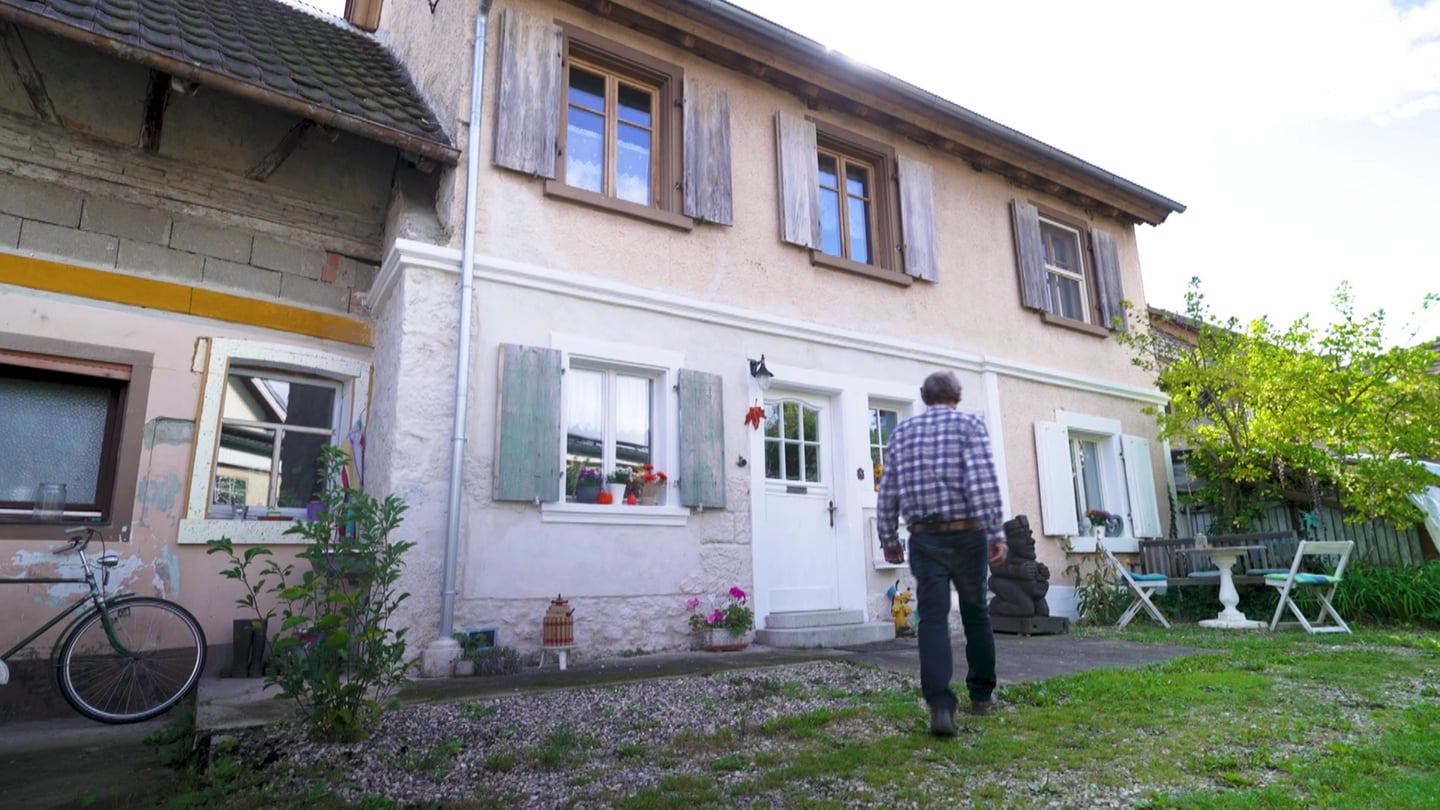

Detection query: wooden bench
(1138, 531), (1300, 587)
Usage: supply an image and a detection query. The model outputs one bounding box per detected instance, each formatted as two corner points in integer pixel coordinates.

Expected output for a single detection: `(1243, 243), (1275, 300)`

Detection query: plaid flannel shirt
(876, 405), (1005, 548)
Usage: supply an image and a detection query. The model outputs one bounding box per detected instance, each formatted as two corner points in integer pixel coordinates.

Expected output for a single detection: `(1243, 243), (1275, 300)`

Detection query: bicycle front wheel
(56, 597), (207, 723)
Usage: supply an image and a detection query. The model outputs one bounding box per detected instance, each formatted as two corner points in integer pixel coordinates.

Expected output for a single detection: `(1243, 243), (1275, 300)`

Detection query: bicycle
(1, 526), (207, 723)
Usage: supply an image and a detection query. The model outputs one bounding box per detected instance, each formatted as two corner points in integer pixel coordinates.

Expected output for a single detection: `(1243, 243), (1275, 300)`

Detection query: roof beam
(0, 21), (59, 124)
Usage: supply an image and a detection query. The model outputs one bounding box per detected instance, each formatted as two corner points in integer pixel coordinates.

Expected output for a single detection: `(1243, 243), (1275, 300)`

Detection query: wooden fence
(1172, 502), (1431, 568)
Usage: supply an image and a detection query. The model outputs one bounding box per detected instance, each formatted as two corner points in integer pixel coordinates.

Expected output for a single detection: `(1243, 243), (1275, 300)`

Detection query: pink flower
(729, 587), (747, 601)
(707, 609), (724, 625)
(685, 598), (700, 611)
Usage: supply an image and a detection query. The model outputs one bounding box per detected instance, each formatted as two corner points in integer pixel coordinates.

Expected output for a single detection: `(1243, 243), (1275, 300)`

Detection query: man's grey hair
(920, 371), (962, 405)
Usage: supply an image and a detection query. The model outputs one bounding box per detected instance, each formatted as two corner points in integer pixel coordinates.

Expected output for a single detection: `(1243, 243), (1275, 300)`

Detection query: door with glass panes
(756, 390), (840, 613)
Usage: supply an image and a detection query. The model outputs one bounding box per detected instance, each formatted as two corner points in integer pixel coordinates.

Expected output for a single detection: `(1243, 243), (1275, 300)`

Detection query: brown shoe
(929, 706), (957, 737)
(968, 699), (996, 717)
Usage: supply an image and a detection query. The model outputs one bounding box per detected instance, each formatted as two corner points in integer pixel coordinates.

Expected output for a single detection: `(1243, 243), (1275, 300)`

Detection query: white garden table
(1180, 545), (1266, 629)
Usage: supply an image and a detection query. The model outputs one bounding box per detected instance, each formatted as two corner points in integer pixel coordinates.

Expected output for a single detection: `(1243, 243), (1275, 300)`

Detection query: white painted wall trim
(367, 239), (464, 315)
(447, 250), (1168, 406)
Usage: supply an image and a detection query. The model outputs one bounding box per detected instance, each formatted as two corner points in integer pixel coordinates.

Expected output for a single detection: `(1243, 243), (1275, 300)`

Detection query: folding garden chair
(1098, 542), (1171, 629)
(1265, 540), (1354, 634)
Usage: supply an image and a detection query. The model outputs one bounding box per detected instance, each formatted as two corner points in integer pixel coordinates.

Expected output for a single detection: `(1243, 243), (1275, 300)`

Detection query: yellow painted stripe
(0, 252), (371, 347)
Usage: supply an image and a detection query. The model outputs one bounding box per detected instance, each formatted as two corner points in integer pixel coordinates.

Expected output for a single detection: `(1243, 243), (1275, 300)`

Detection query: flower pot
(703, 628), (750, 652)
(639, 481), (661, 506)
(606, 483), (628, 502)
(575, 483), (600, 504)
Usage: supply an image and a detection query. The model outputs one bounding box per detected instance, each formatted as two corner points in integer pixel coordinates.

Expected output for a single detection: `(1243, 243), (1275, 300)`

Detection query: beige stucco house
(1, 0), (1183, 717)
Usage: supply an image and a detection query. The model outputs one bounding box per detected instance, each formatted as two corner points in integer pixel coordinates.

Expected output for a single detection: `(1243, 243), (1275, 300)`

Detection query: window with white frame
(178, 339), (369, 544)
(564, 361), (659, 501)
(1034, 413), (1162, 547)
(1011, 198), (1127, 332)
(1040, 219), (1089, 322)
(868, 404), (900, 493)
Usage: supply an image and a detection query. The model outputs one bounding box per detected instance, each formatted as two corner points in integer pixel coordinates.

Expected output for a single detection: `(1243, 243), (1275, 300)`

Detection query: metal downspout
(441, 0), (493, 642)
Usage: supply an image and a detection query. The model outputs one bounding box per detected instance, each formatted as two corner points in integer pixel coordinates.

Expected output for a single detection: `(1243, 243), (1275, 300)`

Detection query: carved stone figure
(989, 515), (1051, 617)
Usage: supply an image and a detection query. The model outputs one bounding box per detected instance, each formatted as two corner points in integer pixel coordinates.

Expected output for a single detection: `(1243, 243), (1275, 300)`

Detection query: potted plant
(574, 468), (602, 504)
(633, 464), (667, 505)
(605, 468), (631, 502)
(686, 586), (755, 651)
(1084, 508), (1114, 539)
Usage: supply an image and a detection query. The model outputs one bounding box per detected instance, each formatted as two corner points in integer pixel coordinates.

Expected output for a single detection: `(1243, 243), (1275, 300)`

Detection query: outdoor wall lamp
(748, 355), (774, 391)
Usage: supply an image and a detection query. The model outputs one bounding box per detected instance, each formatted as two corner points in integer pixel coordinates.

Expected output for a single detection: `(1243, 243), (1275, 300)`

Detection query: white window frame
(1035, 411), (1161, 552)
(1040, 217), (1090, 323)
(178, 339), (370, 545)
(544, 334), (686, 525)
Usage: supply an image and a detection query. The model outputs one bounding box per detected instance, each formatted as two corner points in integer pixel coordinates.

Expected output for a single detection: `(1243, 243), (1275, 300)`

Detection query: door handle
(827, 500), (837, 528)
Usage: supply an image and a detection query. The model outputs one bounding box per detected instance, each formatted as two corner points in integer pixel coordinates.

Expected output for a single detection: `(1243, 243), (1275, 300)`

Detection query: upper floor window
(1011, 199), (1128, 333)
(776, 112), (937, 284)
(493, 10), (740, 230)
(0, 339), (150, 540)
(564, 56), (662, 207)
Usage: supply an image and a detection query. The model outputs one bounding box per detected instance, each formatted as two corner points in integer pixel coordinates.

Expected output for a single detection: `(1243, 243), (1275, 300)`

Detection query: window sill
(872, 561), (907, 570)
(541, 502), (689, 527)
(177, 518), (310, 545)
(1039, 311), (1111, 337)
(1064, 534), (1139, 554)
(542, 181), (694, 231)
(809, 251), (913, 286)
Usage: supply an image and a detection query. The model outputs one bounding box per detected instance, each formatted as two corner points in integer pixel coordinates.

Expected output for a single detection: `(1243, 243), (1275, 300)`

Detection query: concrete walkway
(0, 633), (1211, 808)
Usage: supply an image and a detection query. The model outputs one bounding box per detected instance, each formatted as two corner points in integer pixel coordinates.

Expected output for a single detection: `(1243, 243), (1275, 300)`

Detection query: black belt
(908, 517), (982, 534)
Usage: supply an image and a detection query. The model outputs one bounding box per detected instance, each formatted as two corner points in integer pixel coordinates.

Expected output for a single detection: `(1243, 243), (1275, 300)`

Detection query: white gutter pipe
(440, 0), (493, 644)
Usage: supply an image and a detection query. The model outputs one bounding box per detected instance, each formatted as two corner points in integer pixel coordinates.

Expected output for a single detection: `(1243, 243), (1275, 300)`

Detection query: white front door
(756, 390), (841, 614)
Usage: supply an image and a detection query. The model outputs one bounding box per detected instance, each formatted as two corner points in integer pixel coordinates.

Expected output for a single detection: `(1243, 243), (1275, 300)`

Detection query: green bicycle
(1, 526), (206, 723)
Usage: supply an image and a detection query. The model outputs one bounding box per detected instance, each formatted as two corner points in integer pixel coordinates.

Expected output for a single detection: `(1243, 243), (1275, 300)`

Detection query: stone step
(763, 610), (866, 630)
(754, 621), (895, 649)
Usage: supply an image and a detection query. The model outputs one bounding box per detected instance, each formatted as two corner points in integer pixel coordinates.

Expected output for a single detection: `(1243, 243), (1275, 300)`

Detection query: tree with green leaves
(1119, 279), (1440, 532)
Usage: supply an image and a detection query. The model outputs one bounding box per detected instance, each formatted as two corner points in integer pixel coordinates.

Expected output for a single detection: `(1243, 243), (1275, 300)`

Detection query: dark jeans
(908, 529), (996, 712)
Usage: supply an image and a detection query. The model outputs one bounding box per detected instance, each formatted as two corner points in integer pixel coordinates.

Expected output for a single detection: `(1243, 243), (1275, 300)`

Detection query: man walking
(876, 371), (1007, 737)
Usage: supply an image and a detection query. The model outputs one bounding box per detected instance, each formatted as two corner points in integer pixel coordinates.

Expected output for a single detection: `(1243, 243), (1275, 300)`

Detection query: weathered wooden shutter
(495, 343), (563, 502)
(682, 78), (733, 226)
(775, 111), (820, 249)
(1092, 229), (1126, 332)
(897, 156), (938, 281)
(492, 9), (562, 178)
(677, 369), (726, 508)
(1122, 434), (1162, 538)
(1010, 199), (1048, 311)
(1034, 421), (1079, 536)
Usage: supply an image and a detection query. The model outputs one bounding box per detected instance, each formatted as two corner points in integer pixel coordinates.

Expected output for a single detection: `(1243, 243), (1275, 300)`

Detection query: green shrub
(207, 445), (416, 741)
(1334, 561), (1440, 626)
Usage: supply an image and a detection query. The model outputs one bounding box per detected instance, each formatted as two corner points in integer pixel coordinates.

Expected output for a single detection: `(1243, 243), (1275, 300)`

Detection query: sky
(305, 0), (1440, 345)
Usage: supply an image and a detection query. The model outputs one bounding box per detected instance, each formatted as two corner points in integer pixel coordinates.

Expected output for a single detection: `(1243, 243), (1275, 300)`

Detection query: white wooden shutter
(775, 111), (820, 248)
(1122, 434), (1162, 538)
(682, 78), (733, 226)
(1010, 199), (1048, 311)
(1034, 421), (1079, 536)
(1092, 229), (1127, 332)
(492, 9), (562, 178)
(897, 155), (938, 281)
(495, 343), (563, 502)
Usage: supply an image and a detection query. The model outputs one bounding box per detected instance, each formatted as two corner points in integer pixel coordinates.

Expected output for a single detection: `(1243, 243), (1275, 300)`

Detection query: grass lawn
(141, 625), (1440, 808)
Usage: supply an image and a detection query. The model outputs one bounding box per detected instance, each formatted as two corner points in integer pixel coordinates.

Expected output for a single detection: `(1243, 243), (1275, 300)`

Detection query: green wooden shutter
(1122, 435), (1162, 538)
(495, 343), (563, 502)
(897, 156), (938, 281)
(1092, 229), (1127, 332)
(493, 9), (562, 179)
(1034, 421), (1079, 536)
(775, 111), (820, 249)
(1010, 199), (1048, 311)
(677, 369), (726, 508)
(683, 77), (733, 226)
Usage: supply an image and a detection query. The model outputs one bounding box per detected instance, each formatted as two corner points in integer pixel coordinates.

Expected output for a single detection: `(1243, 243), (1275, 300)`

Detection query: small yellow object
(891, 588), (914, 633)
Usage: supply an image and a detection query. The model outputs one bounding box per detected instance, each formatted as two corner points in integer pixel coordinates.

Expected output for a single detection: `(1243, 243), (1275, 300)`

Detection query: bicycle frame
(1, 536), (138, 663)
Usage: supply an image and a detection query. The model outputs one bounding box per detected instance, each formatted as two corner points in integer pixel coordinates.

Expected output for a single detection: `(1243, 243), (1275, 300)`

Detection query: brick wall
(0, 173), (378, 315)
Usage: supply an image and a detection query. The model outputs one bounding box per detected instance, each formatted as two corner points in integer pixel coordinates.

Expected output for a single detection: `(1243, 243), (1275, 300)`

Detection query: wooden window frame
(545, 24), (688, 229)
(0, 336), (150, 542)
(1035, 205), (1100, 327)
(808, 120), (904, 283)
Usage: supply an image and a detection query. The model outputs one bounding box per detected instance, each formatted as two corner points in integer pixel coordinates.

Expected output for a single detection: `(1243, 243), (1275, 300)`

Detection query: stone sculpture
(989, 515), (1051, 617)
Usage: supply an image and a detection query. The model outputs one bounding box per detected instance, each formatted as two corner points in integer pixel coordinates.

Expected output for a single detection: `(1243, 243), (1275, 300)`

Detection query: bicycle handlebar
(54, 526), (99, 554)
